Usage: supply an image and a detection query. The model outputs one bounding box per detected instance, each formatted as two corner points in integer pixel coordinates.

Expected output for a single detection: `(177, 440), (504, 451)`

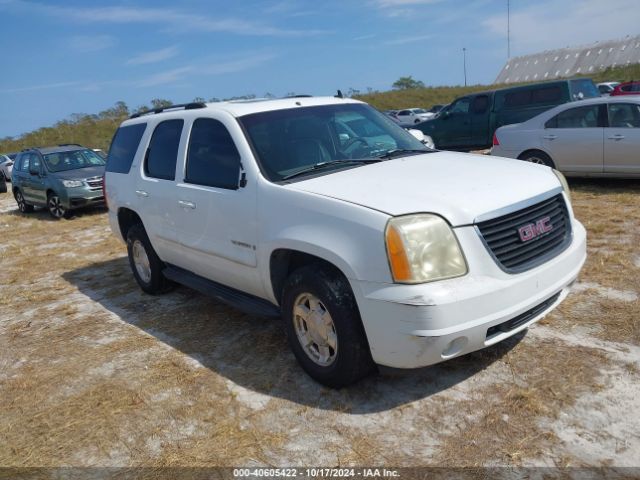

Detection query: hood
(287, 151), (561, 226)
(53, 165), (105, 181)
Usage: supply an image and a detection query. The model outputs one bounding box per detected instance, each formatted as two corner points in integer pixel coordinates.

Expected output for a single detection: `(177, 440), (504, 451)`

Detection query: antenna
(507, 0), (511, 59)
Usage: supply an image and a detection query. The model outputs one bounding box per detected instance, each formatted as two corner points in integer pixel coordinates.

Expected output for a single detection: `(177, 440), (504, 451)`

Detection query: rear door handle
(135, 190), (149, 198)
(608, 134), (625, 140)
(543, 134), (557, 140)
(178, 200), (196, 209)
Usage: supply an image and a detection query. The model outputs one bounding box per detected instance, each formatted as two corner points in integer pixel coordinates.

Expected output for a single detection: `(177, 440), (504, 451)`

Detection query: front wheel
(281, 265), (374, 388)
(47, 193), (70, 219)
(14, 189), (34, 213)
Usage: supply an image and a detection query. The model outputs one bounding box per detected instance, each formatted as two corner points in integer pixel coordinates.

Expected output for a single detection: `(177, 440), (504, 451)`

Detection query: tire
(14, 189), (34, 213)
(126, 223), (173, 295)
(281, 265), (374, 388)
(519, 151), (555, 168)
(47, 193), (70, 219)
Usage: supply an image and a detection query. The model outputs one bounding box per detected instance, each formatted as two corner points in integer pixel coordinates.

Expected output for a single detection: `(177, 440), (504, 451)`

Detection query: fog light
(441, 337), (468, 359)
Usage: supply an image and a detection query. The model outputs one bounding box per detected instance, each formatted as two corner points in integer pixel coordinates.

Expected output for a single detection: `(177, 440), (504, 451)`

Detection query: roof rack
(58, 143), (83, 147)
(283, 94), (313, 98)
(130, 102), (207, 119)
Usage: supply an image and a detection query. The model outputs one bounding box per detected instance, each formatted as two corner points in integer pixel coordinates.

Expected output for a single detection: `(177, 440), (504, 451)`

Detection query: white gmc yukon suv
(105, 96), (586, 387)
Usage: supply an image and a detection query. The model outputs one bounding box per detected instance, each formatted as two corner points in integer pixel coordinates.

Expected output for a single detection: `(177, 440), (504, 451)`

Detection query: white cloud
(126, 46), (179, 66)
(135, 53), (278, 87)
(483, 0), (639, 55)
(68, 34), (115, 53)
(0, 81), (80, 94)
(0, 0), (327, 37)
(384, 34), (432, 46)
(375, 0), (440, 6)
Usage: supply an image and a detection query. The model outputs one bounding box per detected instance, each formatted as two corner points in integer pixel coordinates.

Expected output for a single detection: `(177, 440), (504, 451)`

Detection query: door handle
(543, 134), (557, 140)
(178, 200), (196, 209)
(608, 134), (625, 140)
(135, 190), (149, 198)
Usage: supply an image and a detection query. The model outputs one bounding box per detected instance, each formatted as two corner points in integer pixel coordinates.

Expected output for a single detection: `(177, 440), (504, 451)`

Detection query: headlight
(552, 169), (571, 204)
(385, 214), (468, 284)
(62, 180), (84, 188)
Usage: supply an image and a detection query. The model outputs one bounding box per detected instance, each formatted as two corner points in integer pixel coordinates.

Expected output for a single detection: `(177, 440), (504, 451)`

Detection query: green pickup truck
(416, 78), (600, 151)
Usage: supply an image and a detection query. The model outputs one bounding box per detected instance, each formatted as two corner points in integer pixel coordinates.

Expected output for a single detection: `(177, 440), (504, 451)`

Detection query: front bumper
(60, 187), (104, 210)
(352, 218), (587, 369)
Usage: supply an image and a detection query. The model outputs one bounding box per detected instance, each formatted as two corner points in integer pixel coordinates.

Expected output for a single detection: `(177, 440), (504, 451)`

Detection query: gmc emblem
(518, 216), (553, 242)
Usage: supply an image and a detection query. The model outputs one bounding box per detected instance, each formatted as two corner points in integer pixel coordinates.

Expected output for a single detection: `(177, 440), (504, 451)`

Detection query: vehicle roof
(122, 96), (364, 127)
(20, 145), (89, 155)
(500, 95), (640, 130)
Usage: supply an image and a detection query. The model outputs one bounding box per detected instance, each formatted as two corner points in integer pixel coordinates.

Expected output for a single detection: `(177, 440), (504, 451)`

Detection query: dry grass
(0, 178), (639, 468)
(435, 339), (609, 467)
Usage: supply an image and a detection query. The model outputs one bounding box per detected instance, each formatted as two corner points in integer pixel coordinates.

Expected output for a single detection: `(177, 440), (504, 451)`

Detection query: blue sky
(0, 0), (637, 138)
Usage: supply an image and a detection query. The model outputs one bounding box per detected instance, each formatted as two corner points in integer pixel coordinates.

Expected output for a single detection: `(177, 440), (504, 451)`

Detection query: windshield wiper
(376, 148), (431, 160)
(281, 159), (381, 181)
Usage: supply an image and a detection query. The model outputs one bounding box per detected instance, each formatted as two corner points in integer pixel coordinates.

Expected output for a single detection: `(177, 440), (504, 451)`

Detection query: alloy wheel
(292, 293), (338, 367)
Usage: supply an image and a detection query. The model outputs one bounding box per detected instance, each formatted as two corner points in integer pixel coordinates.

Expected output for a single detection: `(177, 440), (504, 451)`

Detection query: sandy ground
(0, 179), (638, 468)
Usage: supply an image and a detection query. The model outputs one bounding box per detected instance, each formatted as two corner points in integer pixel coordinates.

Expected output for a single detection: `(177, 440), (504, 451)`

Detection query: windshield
(43, 149), (106, 172)
(570, 79), (599, 100)
(239, 103), (429, 182)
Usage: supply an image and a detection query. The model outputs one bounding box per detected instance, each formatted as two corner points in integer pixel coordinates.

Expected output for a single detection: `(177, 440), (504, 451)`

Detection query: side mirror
(407, 129), (425, 142)
(29, 164), (40, 176)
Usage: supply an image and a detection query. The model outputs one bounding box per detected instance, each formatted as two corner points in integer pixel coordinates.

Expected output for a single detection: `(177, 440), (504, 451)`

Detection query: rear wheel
(14, 189), (34, 213)
(126, 224), (173, 294)
(519, 151), (555, 168)
(281, 265), (374, 388)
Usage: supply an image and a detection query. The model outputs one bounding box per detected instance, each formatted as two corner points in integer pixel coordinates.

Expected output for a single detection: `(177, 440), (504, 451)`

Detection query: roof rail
(58, 143), (83, 147)
(129, 102), (207, 119)
(283, 94), (313, 98)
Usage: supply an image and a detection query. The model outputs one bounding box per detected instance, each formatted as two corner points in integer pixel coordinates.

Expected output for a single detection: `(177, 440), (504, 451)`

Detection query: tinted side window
(504, 90), (532, 108)
(450, 98), (471, 114)
(145, 119), (183, 180)
(186, 118), (240, 189)
(532, 86), (562, 104)
(548, 105), (601, 128)
(107, 123), (147, 174)
(608, 104), (640, 128)
(472, 95), (489, 114)
(20, 154), (30, 172)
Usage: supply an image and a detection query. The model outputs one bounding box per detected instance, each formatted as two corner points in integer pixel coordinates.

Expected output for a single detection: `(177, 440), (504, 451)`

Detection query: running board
(163, 265), (281, 318)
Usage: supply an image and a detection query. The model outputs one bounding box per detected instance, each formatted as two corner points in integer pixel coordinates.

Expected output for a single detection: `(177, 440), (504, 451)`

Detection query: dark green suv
(12, 145), (106, 218)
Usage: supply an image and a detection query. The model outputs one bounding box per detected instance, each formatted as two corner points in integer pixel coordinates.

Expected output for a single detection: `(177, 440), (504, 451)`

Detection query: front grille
(486, 291), (561, 339)
(86, 176), (103, 190)
(476, 193), (572, 273)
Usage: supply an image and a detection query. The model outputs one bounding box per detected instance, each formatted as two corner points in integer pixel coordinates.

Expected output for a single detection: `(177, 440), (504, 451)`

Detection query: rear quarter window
(106, 123), (147, 174)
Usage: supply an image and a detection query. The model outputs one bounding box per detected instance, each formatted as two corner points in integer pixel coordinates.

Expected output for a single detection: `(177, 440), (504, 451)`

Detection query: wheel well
(46, 188), (56, 198)
(517, 149), (555, 167)
(117, 208), (143, 241)
(270, 249), (347, 306)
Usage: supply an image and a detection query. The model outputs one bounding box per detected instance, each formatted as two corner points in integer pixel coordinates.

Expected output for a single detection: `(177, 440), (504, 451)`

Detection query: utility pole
(507, 0), (511, 59)
(463, 47), (467, 87)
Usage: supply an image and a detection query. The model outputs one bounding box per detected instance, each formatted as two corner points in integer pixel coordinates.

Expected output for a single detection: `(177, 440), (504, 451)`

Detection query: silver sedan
(491, 96), (640, 177)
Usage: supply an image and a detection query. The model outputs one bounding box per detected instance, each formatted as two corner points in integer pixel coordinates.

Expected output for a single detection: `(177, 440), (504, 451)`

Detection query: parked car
(415, 78), (600, 151)
(597, 82), (620, 96)
(0, 154), (14, 181)
(610, 81), (640, 96)
(0, 171), (6, 194)
(104, 97), (585, 387)
(491, 96), (640, 176)
(427, 104), (445, 115)
(395, 108), (432, 126)
(12, 145), (106, 218)
(92, 148), (107, 159)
